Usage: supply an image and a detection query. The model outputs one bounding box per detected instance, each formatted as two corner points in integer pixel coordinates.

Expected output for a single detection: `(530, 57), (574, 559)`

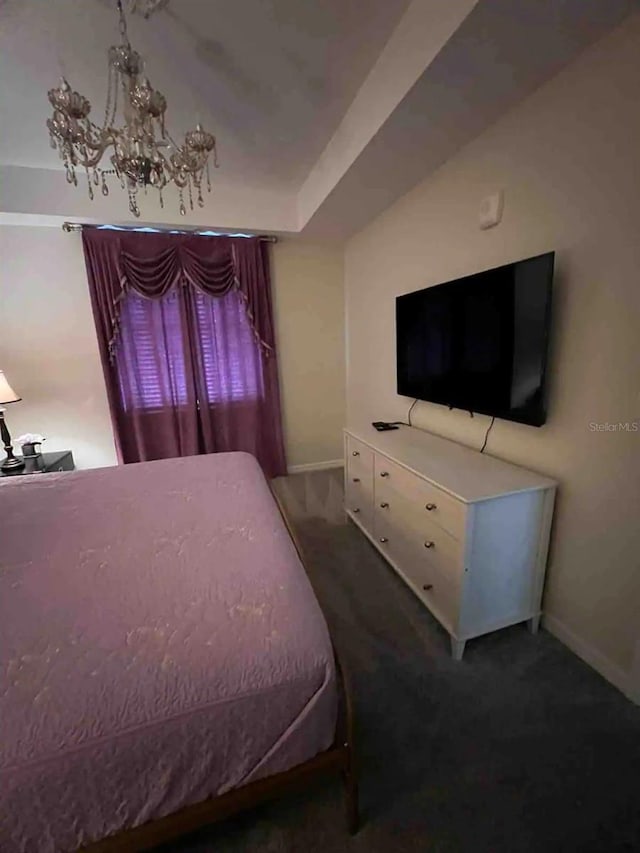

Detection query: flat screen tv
(396, 252), (554, 427)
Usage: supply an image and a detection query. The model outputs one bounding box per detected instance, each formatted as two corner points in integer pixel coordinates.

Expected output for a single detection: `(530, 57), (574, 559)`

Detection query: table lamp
(0, 371), (25, 472)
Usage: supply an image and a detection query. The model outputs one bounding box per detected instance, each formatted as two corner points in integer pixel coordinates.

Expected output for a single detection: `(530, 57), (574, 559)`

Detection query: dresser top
(345, 424), (556, 503)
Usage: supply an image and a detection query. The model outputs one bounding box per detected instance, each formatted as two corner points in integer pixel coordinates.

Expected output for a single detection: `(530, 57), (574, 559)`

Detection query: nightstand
(0, 450), (75, 477)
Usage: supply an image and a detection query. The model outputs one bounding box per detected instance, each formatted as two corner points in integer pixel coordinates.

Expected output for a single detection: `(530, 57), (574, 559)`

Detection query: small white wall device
(479, 190), (504, 229)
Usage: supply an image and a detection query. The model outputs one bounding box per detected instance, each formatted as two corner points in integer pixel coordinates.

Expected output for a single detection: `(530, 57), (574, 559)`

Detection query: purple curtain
(82, 228), (287, 478)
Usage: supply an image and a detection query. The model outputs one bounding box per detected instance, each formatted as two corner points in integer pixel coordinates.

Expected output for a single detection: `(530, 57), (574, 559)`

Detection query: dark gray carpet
(167, 470), (640, 853)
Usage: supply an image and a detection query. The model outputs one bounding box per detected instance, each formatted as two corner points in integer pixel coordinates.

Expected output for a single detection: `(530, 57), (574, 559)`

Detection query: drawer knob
(422, 583), (434, 591)
(425, 503), (437, 511)
(352, 477), (360, 483)
(352, 451), (360, 457)
(379, 502), (389, 509)
(379, 537), (388, 544)
(424, 541), (435, 549)
(352, 508), (360, 513)
(380, 471), (389, 478)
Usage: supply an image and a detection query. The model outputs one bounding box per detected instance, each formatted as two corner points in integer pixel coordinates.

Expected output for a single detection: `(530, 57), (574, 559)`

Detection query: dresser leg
(527, 614), (541, 635)
(450, 638), (466, 661)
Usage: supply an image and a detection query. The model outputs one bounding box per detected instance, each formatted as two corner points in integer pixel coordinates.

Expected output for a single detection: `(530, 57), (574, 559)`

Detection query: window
(116, 287), (262, 412)
(192, 290), (262, 405)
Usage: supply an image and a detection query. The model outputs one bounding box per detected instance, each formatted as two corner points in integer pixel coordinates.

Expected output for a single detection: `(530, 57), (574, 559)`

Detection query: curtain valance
(82, 228), (274, 360)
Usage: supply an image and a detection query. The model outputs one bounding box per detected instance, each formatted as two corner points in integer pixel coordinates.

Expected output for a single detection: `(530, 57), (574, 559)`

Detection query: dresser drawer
(345, 464), (372, 497)
(374, 454), (466, 540)
(375, 488), (464, 586)
(374, 513), (459, 630)
(345, 478), (373, 534)
(393, 490), (463, 579)
(415, 522), (463, 586)
(411, 560), (459, 631)
(346, 434), (374, 478)
(345, 434), (373, 510)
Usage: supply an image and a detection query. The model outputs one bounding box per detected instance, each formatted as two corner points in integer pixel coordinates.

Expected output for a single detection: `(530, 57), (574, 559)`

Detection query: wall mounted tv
(396, 252), (554, 427)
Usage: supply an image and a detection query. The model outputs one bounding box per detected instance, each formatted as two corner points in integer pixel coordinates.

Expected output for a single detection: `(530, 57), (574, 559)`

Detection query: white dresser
(344, 425), (557, 659)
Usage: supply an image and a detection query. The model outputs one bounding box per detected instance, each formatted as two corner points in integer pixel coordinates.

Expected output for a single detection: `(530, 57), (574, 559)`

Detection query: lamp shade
(0, 371), (21, 404)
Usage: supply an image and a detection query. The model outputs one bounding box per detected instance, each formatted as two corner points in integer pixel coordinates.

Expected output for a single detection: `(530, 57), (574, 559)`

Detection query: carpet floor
(167, 469), (640, 853)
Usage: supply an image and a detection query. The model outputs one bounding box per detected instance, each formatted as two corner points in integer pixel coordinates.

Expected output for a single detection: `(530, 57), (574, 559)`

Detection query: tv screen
(396, 252), (554, 427)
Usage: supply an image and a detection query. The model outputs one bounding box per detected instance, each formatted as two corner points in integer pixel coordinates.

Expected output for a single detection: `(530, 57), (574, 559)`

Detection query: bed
(0, 452), (356, 852)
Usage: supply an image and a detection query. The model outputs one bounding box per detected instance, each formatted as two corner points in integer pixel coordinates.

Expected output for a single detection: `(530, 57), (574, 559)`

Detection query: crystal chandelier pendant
(46, 0), (217, 218)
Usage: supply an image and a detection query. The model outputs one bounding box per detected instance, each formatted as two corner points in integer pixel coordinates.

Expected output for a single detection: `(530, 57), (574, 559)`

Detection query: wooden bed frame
(81, 486), (358, 852)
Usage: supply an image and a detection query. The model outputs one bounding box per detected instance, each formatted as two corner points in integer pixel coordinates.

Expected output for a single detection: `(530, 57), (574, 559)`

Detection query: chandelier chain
(117, 0), (130, 47)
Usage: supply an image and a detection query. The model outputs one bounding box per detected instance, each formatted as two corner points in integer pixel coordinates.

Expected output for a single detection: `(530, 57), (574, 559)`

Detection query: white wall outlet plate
(479, 191), (504, 230)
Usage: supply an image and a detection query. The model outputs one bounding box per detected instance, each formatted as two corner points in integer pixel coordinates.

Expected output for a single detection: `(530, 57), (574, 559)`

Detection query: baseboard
(543, 613), (637, 703)
(287, 459), (343, 475)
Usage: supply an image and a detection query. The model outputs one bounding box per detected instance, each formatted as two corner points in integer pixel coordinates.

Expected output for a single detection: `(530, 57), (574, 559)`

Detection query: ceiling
(1, 0), (639, 238)
(0, 0), (410, 189)
(302, 0), (640, 237)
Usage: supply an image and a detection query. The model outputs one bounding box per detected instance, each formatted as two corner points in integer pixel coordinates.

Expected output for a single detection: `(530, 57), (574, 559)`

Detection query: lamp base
(1, 454), (25, 472)
(0, 407), (24, 472)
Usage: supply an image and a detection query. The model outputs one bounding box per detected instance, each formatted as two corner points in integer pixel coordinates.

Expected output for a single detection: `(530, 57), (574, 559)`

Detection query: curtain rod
(61, 222), (278, 243)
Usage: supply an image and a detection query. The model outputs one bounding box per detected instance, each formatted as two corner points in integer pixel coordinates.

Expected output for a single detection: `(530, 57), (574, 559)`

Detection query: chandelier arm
(84, 126), (112, 150)
(73, 135), (117, 169)
(166, 160), (207, 187)
(163, 159), (189, 189)
(77, 147), (109, 170)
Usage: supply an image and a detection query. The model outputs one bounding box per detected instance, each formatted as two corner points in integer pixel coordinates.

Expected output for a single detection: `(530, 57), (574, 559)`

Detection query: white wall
(0, 166), (298, 234)
(271, 241), (345, 468)
(345, 14), (640, 690)
(0, 228), (345, 472)
(0, 228), (117, 469)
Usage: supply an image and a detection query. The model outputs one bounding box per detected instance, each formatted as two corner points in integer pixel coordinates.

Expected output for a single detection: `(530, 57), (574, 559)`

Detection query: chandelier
(46, 0), (218, 218)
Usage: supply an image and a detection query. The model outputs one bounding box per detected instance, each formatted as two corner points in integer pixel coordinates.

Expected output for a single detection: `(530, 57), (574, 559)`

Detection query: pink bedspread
(0, 453), (336, 853)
